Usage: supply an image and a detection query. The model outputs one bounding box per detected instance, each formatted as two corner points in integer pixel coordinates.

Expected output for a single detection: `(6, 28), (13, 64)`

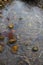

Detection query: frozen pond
(0, 0), (43, 65)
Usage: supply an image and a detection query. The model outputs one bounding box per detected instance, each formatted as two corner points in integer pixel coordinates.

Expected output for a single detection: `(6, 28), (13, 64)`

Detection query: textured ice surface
(0, 0), (43, 65)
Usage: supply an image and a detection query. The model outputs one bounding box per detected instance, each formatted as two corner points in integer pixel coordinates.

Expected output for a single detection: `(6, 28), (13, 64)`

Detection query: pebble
(0, 44), (4, 53)
(32, 46), (38, 52)
(0, 34), (5, 41)
(8, 32), (14, 39)
(11, 45), (18, 53)
(8, 38), (17, 44)
(8, 24), (14, 29)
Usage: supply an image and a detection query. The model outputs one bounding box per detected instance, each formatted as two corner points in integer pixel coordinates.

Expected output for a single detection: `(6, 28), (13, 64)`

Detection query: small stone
(32, 46), (38, 52)
(0, 35), (4, 41)
(8, 31), (17, 44)
(0, 44), (4, 53)
(0, 2), (4, 9)
(8, 38), (17, 44)
(8, 32), (14, 39)
(11, 45), (18, 53)
(8, 24), (14, 29)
